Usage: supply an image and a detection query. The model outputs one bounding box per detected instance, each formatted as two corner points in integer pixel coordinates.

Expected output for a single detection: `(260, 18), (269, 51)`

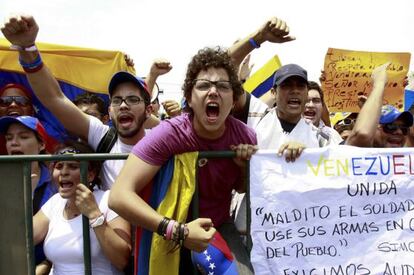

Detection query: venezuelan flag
(0, 38), (134, 142)
(242, 55), (281, 99)
(191, 231), (238, 275)
(135, 152), (198, 275)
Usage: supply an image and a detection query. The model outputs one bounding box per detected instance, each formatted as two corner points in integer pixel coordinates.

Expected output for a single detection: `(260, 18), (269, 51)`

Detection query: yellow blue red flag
(242, 55), (281, 99)
(0, 38), (134, 141)
(135, 152), (198, 275)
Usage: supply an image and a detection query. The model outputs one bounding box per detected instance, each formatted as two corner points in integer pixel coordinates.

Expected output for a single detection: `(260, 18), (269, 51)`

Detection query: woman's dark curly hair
(182, 47), (244, 113)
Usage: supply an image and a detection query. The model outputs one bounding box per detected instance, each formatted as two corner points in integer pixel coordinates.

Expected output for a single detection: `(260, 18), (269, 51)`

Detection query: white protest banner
(250, 147), (414, 275)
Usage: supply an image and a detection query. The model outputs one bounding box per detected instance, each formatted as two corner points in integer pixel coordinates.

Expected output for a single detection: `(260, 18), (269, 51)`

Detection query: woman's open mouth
(206, 103), (220, 123)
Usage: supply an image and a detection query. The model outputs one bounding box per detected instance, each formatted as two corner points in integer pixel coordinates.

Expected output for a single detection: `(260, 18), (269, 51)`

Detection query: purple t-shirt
(132, 113), (257, 227)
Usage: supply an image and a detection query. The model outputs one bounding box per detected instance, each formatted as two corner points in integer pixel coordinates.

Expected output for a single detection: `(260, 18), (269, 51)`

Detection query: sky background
(2, 0), (413, 103)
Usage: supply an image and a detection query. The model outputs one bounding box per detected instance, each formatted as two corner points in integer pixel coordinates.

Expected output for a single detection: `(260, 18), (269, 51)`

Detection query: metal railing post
(1, 151), (251, 274)
(23, 161), (35, 275)
(246, 160), (252, 253)
(80, 161), (92, 275)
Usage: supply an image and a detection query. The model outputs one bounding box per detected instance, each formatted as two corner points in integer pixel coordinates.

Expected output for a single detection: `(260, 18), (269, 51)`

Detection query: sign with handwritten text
(250, 147), (414, 274)
(322, 48), (411, 112)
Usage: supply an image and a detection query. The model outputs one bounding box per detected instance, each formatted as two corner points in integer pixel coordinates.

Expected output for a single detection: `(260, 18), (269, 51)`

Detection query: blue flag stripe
(251, 73), (274, 98)
(0, 71), (109, 142)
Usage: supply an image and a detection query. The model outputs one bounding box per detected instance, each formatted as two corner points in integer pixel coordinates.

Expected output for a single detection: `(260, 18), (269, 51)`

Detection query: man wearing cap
(348, 104), (413, 148)
(1, 15), (152, 189)
(228, 18), (328, 158)
(373, 105), (413, 147)
(253, 64), (329, 151)
(345, 63), (412, 148)
(230, 63), (330, 240)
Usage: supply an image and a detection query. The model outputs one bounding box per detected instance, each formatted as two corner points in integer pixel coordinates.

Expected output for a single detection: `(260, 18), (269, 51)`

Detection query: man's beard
(115, 114), (147, 139)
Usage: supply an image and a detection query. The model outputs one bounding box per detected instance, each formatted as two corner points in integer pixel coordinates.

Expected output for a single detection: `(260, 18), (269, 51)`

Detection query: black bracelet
(179, 223), (185, 247)
(157, 217), (170, 236)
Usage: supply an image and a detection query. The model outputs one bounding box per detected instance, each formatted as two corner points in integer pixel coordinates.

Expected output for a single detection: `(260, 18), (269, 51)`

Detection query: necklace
(65, 202), (80, 219)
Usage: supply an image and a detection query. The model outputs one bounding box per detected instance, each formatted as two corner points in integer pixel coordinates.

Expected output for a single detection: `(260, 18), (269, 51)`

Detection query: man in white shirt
(1, 15), (153, 189)
(250, 64), (328, 155)
(232, 64), (330, 234)
(229, 18), (328, 157)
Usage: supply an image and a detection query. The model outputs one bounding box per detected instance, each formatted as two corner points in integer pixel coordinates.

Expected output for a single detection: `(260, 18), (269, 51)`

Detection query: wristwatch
(89, 214), (105, 228)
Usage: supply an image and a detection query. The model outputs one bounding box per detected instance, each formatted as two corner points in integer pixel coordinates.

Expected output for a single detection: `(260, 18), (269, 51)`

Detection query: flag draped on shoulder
(0, 38), (134, 142)
(135, 152), (198, 275)
(242, 55), (281, 99)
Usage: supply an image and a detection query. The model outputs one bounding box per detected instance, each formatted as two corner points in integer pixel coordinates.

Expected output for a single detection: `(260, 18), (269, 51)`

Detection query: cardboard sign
(322, 48), (410, 112)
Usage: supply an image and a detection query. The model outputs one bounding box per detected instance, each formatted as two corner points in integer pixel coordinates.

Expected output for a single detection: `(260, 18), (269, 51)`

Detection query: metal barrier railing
(0, 151), (250, 275)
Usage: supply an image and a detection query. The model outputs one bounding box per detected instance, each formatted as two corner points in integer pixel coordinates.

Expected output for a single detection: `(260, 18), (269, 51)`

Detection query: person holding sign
(251, 64), (330, 156)
(346, 63), (413, 148)
(229, 18), (334, 161)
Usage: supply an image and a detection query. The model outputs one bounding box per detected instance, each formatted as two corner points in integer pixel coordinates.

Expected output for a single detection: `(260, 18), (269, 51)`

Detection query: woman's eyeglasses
(193, 79), (232, 93)
(110, 96), (144, 106)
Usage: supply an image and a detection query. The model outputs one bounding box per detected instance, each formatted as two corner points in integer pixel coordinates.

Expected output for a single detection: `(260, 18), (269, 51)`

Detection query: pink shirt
(132, 113), (257, 226)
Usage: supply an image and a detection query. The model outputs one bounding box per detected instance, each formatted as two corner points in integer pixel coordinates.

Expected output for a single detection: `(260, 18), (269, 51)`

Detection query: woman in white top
(33, 142), (131, 275)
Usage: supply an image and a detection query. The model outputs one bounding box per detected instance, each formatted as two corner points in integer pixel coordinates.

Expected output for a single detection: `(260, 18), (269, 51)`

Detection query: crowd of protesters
(1, 14), (413, 275)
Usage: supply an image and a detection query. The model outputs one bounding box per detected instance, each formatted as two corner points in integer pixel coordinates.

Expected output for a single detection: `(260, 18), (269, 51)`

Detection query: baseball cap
(108, 71), (150, 99)
(379, 105), (413, 126)
(273, 64), (308, 87)
(0, 116), (54, 152)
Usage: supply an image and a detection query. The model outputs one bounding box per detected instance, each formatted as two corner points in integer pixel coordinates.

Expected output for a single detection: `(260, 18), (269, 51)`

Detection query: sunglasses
(382, 123), (409, 135)
(57, 148), (81, 155)
(0, 96), (31, 107)
(337, 118), (355, 126)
